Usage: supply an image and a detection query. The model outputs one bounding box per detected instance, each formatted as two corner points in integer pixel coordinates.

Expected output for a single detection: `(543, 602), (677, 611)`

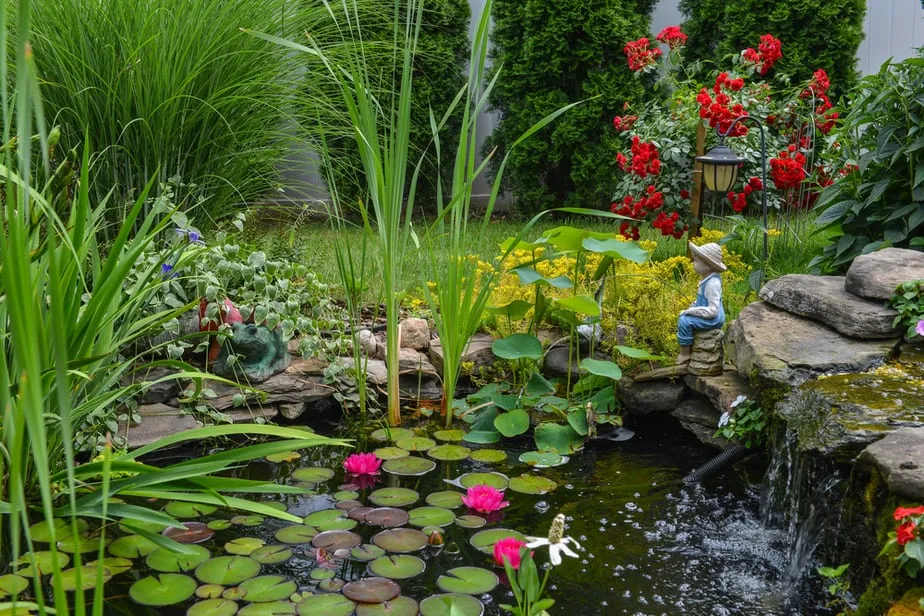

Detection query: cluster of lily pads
(0, 427), (566, 615)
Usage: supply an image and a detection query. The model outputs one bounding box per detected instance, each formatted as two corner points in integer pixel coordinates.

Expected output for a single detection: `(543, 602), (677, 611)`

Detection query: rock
(617, 377), (685, 415)
(671, 398), (732, 450)
(633, 365), (688, 382)
(429, 333), (495, 375)
(338, 357), (388, 385)
(689, 328), (724, 376)
(129, 365), (183, 405)
(399, 373), (443, 401)
(357, 329), (379, 357)
(542, 346), (609, 381)
(212, 323), (291, 383)
(729, 302), (899, 386)
(227, 405), (278, 423)
(119, 404), (198, 449)
(759, 274), (899, 339)
(845, 247), (924, 301)
(860, 428), (924, 501)
(685, 370), (753, 414)
(287, 357), (328, 375)
(278, 402), (307, 420)
(183, 367), (333, 411)
(397, 348), (438, 377)
(399, 318), (430, 350)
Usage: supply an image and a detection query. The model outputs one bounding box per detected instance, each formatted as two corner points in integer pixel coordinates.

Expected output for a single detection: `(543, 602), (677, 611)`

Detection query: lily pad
(372, 528), (428, 553)
(351, 544), (386, 561)
(231, 515), (265, 527)
(239, 601), (298, 616)
(336, 499), (363, 511)
(57, 535), (107, 554)
(349, 506), (374, 521)
(291, 467), (335, 483)
(59, 565), (111, 591)
(318, 577), (346, 593)
(129, 573), (197, 606)
(146, 545), (211, 572)
(383, 456), (436, 476)
(29, 518), (87, 542)
(368, 487), (419, 507)
(207, 519), (232, 531)
(394, 437), (436, 452)
(436, 567), (499, 595)
(303, 509), (346, 527)
(533, 422), (584, 454)
(425, 491), (464, 509)
(364, 507), (410, 528)
(433, 430), (465, 442)
(372, 446), (410, 460)
(494, 409), (530, 437)
(451, 472), (509, 490)
(419, 594), (484, 616)
(266, 450), (301, 463)
(408, 507), (455, 528)
(454, 515), (487, 529)
(368, 555), (426, 580)
(343, 577), (401, 603)
(194, 556), (261, 586)
(195, 584), (225, 599)
(165, 502), (217, 519)
(221, 585), (248, 601)
(0, 574), (28, 598)
(508, 474), (558, 495)
(239, 575), (298, 603)
(370, 427), (416, 443)
(250, 545), (293, 565)
(163, 522), (214, 544)
(310, 568), (335, 581)
(187, 599), (238, 616)
(15, 551), (69, 577)
(311, 530), (362, 551)
(462, 430), (502, 444)
(334, 490), (360, 501)
(427, 445), (471, 461)
(469, 449), (507, 464)
(356, 596), (420, 616)
(518, 451), (568, 468)
(274, 525), (317, 544)
(470, 529), (527, 554)
(295, 594), (356, 616)
(225, 537), (265, 556)
(119, 519), (166, 535)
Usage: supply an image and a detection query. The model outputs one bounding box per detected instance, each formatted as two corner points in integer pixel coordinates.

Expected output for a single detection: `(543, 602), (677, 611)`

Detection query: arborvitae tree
(678, 0), (866, 99)
(485, 0), (658, 214)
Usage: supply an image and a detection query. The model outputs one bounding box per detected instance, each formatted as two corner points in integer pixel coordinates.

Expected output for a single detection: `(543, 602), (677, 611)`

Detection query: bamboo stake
(689, 122), (707, 244)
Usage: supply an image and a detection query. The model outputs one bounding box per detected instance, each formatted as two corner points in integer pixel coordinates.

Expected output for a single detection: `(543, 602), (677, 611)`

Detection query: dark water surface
(106, 416), (830, 616)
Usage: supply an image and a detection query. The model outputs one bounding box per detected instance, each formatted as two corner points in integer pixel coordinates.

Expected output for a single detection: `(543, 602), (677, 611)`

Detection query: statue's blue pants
(677, 314), (722, 347)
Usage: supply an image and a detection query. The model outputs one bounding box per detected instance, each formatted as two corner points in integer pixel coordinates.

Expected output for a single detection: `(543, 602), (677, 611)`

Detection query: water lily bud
(428, 530), (444, 546)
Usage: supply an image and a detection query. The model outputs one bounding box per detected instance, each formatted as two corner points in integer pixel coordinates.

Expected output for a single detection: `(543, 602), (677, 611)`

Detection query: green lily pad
(108, 534), (158, 559)
(372, 446), (410, 460)
(221, 584), (248, 600)
(57, 535), (107, 554)
(250, 545), (293, 565)
(274, 525), (317, 544)
(129, 573), (197, 606)
(291, 467), (335, 483)
(451, 472), (509, 490)
(343, 576), (401, 603)
(239, 601), (298, 616)
(470, 529), (527, 554)
(368, 487), (419, 507)
(15, 551), (69, 577)
(372, 528), (428, 553)
(425, 491), (464, 509)
(408, 507), (455, 528)
(225, 537), (265, 556)
(207, 519), (232, 531)
(195, 584), (225, 599)
(195, 556), (261, 586)
(295, 594), (355, 616)
(427, 445), (471, 461)
(310, 568), (335, 581)
(368, 555), (426, 580)
(454, 515), (487, 529)
(187, 598), (238, 616)
(60, 565), (111, 591)
(494, 409), (530, 437)
(364, 507), (410, 528)
(508, 474), (558, 495)
(266, 451), (301, 463)
(0, 574), (28, 598)
(119, 519), (167, 535)
(518, 451), (567, 467)
(303, 509), (346, 527)
(29, 518), (87, 542)
(394, 437), (436, 452)
(334, 490), (360, 501)
(371, 427), (416, 443)
(162, 522), (215, 544)
(419, 594), (484, 616)
(165, 502), (217, 519)
(462, 430), (502, 444)
(351, 544), (386, 561)
(383, 456), (436, 476)
(146, 545), (211, 572)
(231, 515), (265, 527)
(311, 530), (362, 551)
(469, 449), (507, 464)
(433, 430), (465, 442)
(436, 567), (498, 595)
(355, 596), (420, 616)
(533, 422), (584, 454)
(239, 575), (298, 603)
(318, 577), (346, 593)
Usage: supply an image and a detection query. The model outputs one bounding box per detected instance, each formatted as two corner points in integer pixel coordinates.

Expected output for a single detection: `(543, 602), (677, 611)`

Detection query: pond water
(105, 415), (832, 616)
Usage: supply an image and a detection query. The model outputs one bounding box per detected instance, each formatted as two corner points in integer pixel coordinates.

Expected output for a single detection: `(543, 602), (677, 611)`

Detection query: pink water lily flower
(462, 484), (509, 514)
(493, 537), (530, 570)
(343, 452), (382, 475)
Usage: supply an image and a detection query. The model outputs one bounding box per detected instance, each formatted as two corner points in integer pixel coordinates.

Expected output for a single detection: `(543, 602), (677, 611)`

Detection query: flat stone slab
(672, 398), (732, 451)
(118, 403), (198, 449)
(182, 367), (333, 411)
(617, 378), (685, 415)
(845, 247), (924, 300)
(633, 365), (688, 382)
(429, 333), (495, 375)
(860, 427), (924, 501)
(759, 274), (899, 339)
(729, 302), (899, 386)
(684, 370), (752, 415)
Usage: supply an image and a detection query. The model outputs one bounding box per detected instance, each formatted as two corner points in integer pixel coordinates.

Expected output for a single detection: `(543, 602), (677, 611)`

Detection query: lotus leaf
(239, 575), (298, 603)
(355, 596), (420, 616)
(508, 474), (558, 495)
(425, 491), (464, 509)
(146, 545), (211, 572)
(164, 502), (217, 519)
(225, 537), (265, 556)
(186, 598), (238, 616)
(419, 593), (484, 616)
(129, 573), (197, 606)
(408, 507), (455, 528)
(194, 556), (261, 586)
(371, 528), (428, 553)
(436, 567), (498, 595)
(383, 456), (436, 476)
(368, 555), (426, 580)
(342, 576), (400, 603)
(295, 593), (355, 616)
(427, 445), (471, 461)
(393, 437), (436, 452)
(368, 487), (419, 507)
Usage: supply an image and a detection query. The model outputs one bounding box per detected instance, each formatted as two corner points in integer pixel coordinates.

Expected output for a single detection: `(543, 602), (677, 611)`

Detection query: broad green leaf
(581, 237), (649, 263)
(494, 409), (530, 437)
(492, 334), (542, 360)
(580, 358), (622, 380)
(554, 295), (600, 316)
(614, 345), (664, 361)
(485, 299), (533, 320)
(534, 422), (584, 454)
(512, 267), (572, 289)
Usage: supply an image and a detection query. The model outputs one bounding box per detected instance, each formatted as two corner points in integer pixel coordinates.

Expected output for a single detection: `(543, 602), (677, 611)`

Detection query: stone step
(860, 427), (924, 501)
(728, 301), (899, 386)
(758, 274), (899, 339)
(684, 369), (752, 415)
(845, 247), (924, 301)
(671, 398), (733, 451)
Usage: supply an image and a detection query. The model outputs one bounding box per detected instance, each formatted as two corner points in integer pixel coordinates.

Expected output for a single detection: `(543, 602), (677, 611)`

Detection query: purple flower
(188, 230), (202, 244)
(161, 263), (178, 279)
(175, 228), (204, 245)
(916, 320), (924, 338)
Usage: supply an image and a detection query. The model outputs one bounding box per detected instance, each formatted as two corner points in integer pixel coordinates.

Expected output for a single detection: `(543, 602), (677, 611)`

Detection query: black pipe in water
(683, 443), (755, 484)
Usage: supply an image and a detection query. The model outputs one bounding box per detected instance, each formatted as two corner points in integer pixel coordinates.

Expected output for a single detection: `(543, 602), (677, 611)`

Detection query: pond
(102, 415), (832, 616)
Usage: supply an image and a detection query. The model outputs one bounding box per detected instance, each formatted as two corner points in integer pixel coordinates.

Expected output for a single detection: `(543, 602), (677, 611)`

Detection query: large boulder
(684, 370), (752, 415)
(429, 333), (495, 375)
(860, 427), (924, 501)
(671, 397), (732, 450)
(399, 318), (431, 351)
(617, 378), (685, 415)
(759, 274), (899, 339)
(844, 247), (924, 300)
(728, 302), (899, 386)
(118, 403), (198, 449)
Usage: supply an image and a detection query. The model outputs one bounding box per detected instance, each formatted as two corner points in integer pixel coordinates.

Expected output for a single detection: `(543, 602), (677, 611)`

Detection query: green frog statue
(676, 242), (726, 366)
(212, 322), (291, 383)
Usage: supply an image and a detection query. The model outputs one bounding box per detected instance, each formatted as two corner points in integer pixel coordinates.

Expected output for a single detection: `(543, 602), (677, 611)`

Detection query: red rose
(656, 25), (687, 49)
(897, 520), (917, 546)
(680, 189), (690, 199)
(894, 505), (924, 520)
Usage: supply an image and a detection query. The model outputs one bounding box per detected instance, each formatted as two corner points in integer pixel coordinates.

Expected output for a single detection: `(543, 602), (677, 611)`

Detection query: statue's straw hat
(689, 242), (727, 272)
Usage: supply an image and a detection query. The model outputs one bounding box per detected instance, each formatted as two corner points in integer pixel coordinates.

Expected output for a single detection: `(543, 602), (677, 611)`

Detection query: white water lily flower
(718, 411), (731, 427)
(730, 395), (747, 408)
(525, 513), (582, 566)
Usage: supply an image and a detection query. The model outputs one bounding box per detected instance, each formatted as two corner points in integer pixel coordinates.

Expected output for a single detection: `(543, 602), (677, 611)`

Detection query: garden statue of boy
(676, 242), (726, 365)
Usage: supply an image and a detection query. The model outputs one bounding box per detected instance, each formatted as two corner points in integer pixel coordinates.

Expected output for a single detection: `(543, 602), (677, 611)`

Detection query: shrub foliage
(485, 0), (657, 215)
